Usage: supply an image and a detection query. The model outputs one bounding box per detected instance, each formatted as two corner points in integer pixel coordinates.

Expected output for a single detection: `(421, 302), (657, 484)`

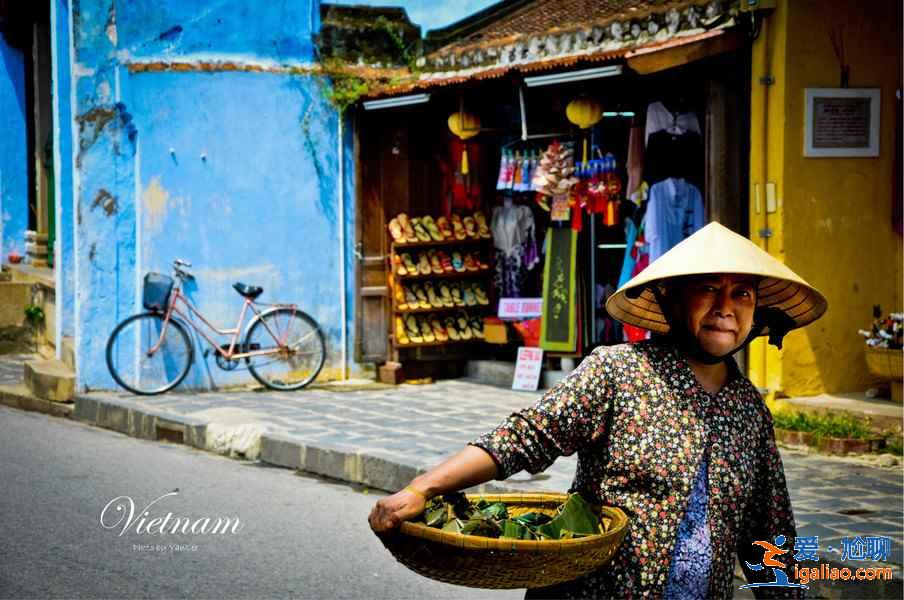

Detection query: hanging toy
(565, 96), (603, 168)
(448, 111), (480, 174)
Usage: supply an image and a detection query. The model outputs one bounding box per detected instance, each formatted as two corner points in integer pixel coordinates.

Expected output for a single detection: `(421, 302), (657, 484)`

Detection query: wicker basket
(379, 492), (629, 589)
(865, 347), (903, 403)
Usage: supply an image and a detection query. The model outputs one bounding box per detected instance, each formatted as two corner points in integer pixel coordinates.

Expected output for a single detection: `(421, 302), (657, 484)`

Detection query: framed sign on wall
(804, 88), (880, 157)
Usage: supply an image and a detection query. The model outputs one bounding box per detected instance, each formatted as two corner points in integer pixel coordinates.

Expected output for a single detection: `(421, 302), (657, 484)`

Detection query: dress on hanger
(491, 201), (538, 298)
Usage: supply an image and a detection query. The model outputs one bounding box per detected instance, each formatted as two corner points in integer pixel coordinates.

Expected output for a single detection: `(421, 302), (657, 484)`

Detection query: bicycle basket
(143, 272), (174, 312)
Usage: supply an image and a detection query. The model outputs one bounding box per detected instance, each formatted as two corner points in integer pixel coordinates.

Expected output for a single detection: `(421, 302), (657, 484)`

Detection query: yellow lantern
(566, 96), (603, 167)
(448, 111), (480, 174)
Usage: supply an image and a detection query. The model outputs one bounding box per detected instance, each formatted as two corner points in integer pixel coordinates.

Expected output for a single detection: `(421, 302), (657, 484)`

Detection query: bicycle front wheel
(245, 308), (325, 391)
(106, 313), (194, 395)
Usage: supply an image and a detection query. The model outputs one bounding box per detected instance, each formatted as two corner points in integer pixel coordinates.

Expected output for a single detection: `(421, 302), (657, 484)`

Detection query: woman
(369, 222), (827, 599)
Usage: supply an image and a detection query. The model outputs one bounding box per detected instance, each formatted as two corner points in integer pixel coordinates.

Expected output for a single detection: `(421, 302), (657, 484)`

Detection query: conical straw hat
(605, 222), (828, 336)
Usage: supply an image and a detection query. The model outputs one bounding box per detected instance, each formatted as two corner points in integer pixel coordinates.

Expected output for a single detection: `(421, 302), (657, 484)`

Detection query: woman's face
(672, 274), (758, 357)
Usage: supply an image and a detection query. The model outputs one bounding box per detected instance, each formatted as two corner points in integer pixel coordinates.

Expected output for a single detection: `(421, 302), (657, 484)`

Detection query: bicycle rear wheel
(245, 308), (325, 391)
(106, 313), (194, 395)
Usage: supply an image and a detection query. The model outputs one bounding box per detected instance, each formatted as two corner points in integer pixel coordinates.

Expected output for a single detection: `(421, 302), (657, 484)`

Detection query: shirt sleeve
(468, 347), (613, 480)
(736, 409), (805, 599)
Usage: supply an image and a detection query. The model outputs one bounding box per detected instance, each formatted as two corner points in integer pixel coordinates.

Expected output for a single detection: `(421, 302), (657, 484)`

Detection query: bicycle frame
(149, 285), (298, 361)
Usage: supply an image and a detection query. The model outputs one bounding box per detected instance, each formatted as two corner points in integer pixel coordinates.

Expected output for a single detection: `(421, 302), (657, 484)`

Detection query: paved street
(0, 404), (521, 600)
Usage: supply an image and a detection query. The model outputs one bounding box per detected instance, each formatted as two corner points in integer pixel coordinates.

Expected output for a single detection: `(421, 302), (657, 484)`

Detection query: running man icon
(740, 535), (809, 590)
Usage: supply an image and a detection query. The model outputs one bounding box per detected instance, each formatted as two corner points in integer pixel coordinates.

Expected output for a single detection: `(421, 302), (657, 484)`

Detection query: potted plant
(24, 304), (45, 352)
(859, 306), (903, 403)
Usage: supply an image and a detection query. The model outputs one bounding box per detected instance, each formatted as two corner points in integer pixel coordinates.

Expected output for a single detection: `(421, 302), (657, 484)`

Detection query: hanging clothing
(491, 203), (538, 298)
(644, 129), (703, 186)
(617, 217), (640, 289)
(626, 123), (645, 198)
(644, 100), (701, 144)
(645, 178), (705, 262)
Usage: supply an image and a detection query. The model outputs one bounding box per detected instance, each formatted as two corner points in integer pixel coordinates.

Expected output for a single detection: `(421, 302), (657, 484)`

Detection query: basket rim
(398, 492), (629, 552)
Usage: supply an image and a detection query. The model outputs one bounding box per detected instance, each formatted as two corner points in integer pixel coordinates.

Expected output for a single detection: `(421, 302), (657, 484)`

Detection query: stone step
(24, 359), (74, 402)
(465, 359), (567, 390)
(60, 336), (76, 372)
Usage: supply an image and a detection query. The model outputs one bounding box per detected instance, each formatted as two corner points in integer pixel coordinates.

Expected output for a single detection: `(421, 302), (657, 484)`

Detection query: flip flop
(444, 316), (461, 341)
(403, 285), (418, 309)
(401, 253), (417, 274)
(437, 250), (454, 273)
(430, 317), (449, 342)
(417, 253), (432, 275)
(474, 283), (489, 306)
(422, 216), (444, 242)
(389, 218), (406, 243)
(438, 282), (454, 307)
(410, 217), (431, 242)
(393, 253), (408, 276)
(462, 216), (479, 239)
(395, 316), (410, 344)
(478, 255), (490, 270)
(451, 252), (465, 272)
(462, 283), (477, 307)
(436, 216), (454, 239)
(450, 283), (465, 307)
(424, 282), (443, 308)
(412, 283), (431, 309)
(394, 285), (407, 310)
(456, 313), (473, 340)
(450, 214), (467, 240)
(397, 213), (417, 243)
(418, 316), (435, 343)
(428, 249), (444, 274)
(473, 211), (492, 239)
(404, 314), (422, 343)
(469, 316), (485, 339)
(463, 253), (479, 272)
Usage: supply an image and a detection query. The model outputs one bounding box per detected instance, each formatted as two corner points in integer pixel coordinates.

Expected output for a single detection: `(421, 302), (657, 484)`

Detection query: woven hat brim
(605, 223), (828, 336)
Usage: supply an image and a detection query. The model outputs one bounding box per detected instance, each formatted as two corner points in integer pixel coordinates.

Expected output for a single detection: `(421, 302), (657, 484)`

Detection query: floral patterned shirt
(469, 339), (804, 599)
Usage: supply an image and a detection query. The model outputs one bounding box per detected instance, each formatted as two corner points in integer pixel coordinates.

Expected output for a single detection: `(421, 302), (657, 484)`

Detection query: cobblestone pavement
(79, 377), (904, 569)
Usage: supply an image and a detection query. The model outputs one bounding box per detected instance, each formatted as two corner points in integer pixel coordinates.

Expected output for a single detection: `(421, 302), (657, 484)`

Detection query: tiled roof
(364, 0), (739, 97)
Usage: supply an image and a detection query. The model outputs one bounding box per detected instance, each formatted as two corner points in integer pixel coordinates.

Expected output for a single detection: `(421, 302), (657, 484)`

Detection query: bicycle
(105, 259), (326, 395)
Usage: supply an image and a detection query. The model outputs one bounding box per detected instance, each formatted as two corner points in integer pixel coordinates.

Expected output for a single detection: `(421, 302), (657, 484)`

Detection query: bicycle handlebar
(174, 259), (192, 268)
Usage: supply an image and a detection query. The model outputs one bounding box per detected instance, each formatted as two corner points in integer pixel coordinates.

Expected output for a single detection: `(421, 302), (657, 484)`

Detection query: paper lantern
(566, 97), (603, 167)
(448, 111), (480, 174)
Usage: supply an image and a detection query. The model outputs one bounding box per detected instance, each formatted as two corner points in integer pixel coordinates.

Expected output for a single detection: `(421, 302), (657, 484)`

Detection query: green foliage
(24, 304), (44, 324)
(884, 434), (903, 456)
(772, 408), (872, 441)
(324, 74), (370, 114)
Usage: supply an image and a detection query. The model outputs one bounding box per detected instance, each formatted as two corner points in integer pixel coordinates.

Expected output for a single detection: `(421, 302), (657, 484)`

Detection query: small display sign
(498, 297), (543, 320)
(512, 346), (544, 391)
(804, 88), (880, 157)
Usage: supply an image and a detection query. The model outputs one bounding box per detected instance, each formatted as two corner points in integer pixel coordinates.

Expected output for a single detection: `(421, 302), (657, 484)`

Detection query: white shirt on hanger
(644, 101), (701, 145)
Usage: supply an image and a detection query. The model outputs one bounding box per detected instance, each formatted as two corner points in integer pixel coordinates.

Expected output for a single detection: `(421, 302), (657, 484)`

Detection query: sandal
(422, 216), (444, 242)
(417, 252), (432, 275)
(462, 282), (477, 307)
(450, 283), (465, 307)
(437, 250), (454, 273)
(463, 252), (479, 272)
(418, 316), (435, 343)
(470, 316), (485, 339)
(403, 285), (418, 309)
(444, 316), (461, 341)
(430, 317), (449, 342)
(394, 285), (407, 310)
(393, 253), (408, 276)
(450, 214), (467, 240)
(462, 216), (479, 239)
(404, 314), (422, 343)
(411, 283), (431, 309)
(428, 249), (444, 274)
(395, 316), (410, 345)
(451, 252), (465, 273)
(473, 211), (491, 239)
(397, 213), (417, 243)
(473, 283), (489, 306)
(389, 218), (406, 243)
(436, 216), (454, 239)
(411, 217), (431, 242)
(401, 253), (417, 275)
(438, 282), (454, 307)
(456, 313), (473, 340)
(424, 282), (443, 308)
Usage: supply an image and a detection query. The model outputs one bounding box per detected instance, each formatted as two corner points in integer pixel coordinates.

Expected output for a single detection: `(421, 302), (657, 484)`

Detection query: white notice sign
(512, 346), (544, 391)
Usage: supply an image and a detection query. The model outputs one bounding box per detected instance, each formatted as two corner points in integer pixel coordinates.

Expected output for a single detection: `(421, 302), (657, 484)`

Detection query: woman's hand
(368, 487), (426, 534)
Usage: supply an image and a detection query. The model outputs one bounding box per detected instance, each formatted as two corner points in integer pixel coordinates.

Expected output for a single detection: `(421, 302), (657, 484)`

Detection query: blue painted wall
(52, 0), (76, 340)
(71, 0), (356, 390)
(0, 35), (28, 260)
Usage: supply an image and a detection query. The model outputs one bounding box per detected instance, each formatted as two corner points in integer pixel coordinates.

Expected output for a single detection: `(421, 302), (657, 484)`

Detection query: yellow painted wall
(750, 0), (903, 396)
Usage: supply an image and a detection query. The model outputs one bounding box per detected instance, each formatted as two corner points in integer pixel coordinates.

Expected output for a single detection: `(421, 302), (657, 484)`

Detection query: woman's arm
(368, 445), (498, 533)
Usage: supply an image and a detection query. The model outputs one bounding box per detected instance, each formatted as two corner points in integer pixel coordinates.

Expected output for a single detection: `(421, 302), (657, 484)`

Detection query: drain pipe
(338, 113), (348, 381)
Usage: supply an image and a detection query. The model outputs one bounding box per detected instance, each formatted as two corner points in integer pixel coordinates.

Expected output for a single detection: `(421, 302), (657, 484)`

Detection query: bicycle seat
(233, 282), (263, 299)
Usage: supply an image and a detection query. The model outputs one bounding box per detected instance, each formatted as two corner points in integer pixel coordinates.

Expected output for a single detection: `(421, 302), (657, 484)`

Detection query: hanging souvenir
(448, 111), (480, 175)
(531, 141), (578, 213)
(566, 96), (603, 168)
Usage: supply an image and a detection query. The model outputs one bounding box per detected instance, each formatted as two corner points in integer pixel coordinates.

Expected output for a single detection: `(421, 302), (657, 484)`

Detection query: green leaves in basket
(511, 512), (553, 528)
(501, 519), (537, 540)
(442, 518), (463, 533)
(425, 504), (447, 528)
(534, 494), (599, 540)
(443, 491), (474, 520)
(476, 501), (508, 521)
(459, 516), (502, 538)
